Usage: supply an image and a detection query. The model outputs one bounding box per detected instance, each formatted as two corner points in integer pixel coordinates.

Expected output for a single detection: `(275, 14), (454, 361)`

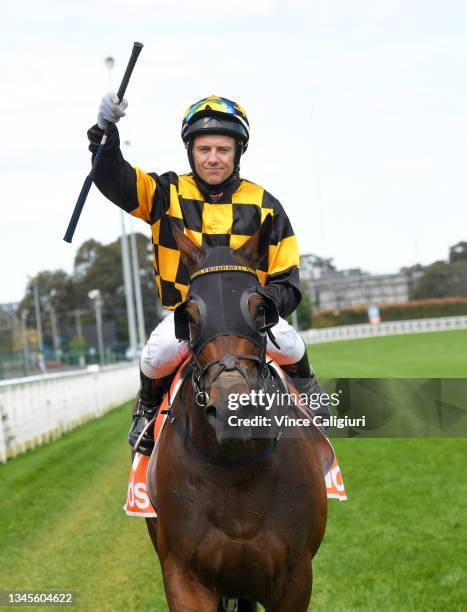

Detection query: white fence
(301, 315), (467, 344)
(0, 363), (139, 463)
(1, 315), (466, 463)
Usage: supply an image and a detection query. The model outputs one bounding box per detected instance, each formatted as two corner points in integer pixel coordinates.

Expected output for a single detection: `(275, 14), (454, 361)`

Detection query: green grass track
(0, 331), (466, 610)
(0, 405), (167, 611)
(308, 329), (467, 378)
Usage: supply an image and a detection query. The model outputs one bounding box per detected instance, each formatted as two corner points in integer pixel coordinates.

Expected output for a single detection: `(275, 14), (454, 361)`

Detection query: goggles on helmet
(181, 95), (250, 152)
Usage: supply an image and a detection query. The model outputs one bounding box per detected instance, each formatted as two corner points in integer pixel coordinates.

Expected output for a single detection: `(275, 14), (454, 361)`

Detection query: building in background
(300, 254), (422, 311)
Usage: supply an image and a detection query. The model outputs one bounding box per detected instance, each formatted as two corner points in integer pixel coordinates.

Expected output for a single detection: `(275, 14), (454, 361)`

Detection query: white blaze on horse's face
(192, 134), (236, 185)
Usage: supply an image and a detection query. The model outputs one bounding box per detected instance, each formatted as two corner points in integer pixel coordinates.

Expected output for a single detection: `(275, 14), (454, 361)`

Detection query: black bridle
(174, 262), (280, 405)
(163, 359), (284, 470)
(190, 350), (269, 408)
(167, 261), (284, 467)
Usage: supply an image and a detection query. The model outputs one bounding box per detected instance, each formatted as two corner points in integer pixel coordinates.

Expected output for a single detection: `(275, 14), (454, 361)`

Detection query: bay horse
(145, 216), (327, 611)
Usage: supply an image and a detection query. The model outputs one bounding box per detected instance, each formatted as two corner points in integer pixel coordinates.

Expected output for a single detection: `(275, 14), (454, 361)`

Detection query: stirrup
(133, 416), (157, 454)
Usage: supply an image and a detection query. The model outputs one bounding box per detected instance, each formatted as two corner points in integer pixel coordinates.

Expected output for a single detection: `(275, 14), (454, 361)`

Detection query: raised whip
(63, 41), (143, 243)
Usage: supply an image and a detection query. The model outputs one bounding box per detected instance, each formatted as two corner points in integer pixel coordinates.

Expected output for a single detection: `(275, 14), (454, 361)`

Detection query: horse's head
(170, 215), (278, 445)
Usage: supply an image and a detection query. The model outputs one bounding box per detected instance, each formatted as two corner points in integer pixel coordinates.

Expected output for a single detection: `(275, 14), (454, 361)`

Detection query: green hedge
(312, 298), (467, 328)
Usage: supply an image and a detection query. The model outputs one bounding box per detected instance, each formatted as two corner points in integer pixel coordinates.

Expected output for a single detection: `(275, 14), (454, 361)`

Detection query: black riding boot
(128, 371), (172, 456)
(281, 349), (331, 427)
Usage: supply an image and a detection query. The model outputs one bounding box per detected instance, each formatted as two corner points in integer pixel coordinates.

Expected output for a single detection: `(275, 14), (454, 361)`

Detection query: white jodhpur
(140, 313), (306, 380)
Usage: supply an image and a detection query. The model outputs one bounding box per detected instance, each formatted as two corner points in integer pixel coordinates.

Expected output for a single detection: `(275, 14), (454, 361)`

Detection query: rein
(190, 349), (269, 402)
(164, 358), (284, 469)
(165, 399), (281, 470)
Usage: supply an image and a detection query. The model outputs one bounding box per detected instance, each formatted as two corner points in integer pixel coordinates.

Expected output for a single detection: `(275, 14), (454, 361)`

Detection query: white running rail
(1, 316), (466, 463)
(301, 315), (467, 344)
(0, 363), (139, 463)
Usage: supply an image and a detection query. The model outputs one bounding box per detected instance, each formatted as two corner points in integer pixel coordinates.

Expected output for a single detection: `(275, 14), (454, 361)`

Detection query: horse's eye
(186, 314), (200, 341)
(185, 302), (200, 326)
(254, 305), (266, 329)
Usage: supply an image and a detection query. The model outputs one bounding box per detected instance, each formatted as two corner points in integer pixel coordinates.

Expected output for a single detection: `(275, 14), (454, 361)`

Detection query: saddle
(267, 359), (335, 474)
(123, 357), (346, 517)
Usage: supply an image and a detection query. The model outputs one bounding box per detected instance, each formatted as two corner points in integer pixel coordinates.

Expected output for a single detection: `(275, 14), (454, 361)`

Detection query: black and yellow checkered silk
(129, 169), (300, 310)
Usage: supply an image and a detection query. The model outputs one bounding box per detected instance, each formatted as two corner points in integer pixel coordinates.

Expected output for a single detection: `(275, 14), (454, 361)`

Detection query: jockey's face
(192, 134), (236, 185)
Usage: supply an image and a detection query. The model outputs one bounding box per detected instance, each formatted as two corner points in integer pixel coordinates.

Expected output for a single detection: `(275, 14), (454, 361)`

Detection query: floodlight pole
(88, 289), (105, 366)
(20, 309), (30, 375)
(105, 56), (138, 359)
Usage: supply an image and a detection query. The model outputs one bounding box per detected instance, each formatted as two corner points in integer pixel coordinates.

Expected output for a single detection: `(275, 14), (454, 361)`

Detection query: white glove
(97, 91), (128, 129)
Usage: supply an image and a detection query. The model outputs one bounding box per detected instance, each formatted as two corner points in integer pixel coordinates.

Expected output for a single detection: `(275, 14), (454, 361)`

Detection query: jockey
(88, 94), (330, 455)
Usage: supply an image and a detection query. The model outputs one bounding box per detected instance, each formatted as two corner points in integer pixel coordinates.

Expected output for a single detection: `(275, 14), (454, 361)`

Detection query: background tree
(449, 241), (467, 263)
(414, 258), (467, 299)
(17, 233), (162, 351)
(72, 233), (162, 344)
(19, 270), (77, 352)
(296, 285), (313, 330)
(287, 283), (313, 330)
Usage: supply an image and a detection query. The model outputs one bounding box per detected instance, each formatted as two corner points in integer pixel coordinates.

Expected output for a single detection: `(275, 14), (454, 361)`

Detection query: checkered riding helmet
(181, 95), (250, 152)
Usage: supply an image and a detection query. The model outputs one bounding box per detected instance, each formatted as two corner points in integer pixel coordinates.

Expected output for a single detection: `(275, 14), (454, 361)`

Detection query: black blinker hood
(174, 246), (279, 354)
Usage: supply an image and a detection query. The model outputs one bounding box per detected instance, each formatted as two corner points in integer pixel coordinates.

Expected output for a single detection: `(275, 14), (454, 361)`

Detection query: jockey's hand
(97, 92), (128, 130)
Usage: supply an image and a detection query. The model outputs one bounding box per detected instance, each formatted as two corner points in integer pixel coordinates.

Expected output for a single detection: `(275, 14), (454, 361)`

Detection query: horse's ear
(233, 214), (273, 269)
(168, 217), (204, 275)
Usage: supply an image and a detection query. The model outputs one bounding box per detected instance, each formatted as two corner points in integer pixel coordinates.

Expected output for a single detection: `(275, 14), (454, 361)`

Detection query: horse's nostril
(205, 404), (217, 419)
